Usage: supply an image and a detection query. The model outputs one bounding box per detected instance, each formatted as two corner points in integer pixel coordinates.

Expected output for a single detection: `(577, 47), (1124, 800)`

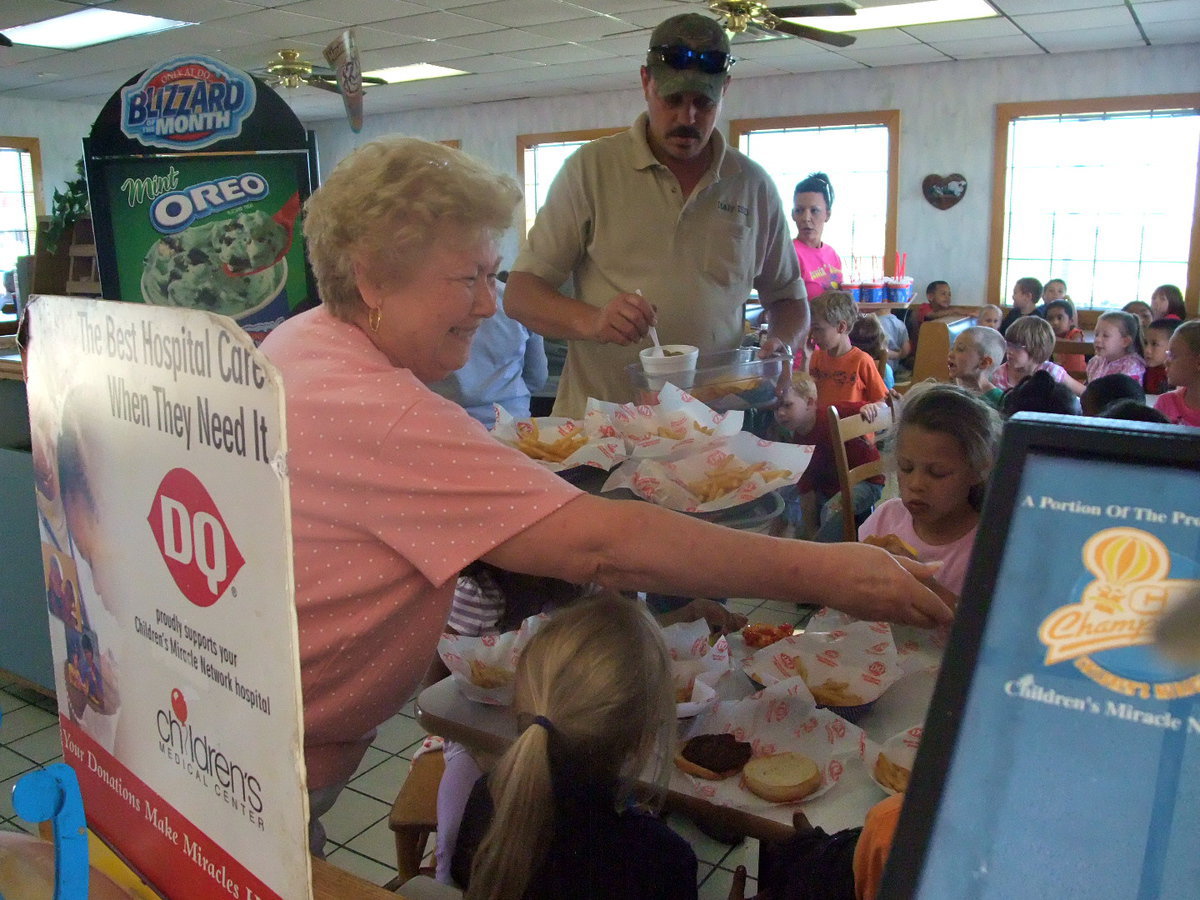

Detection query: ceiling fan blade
(771, 19), (857, 47)
(769, 3), (857, 16)
(303, 76), (341, 94)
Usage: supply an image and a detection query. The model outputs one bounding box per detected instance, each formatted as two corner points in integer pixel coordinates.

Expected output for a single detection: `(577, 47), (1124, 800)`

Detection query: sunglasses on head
(651, 44), (734, 75)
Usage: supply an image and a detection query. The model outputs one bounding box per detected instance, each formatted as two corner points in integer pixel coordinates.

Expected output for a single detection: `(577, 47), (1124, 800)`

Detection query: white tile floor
(0, 596), (815, 895)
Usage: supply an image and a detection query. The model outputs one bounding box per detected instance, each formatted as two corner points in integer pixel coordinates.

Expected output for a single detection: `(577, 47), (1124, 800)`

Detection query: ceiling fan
(679, 1), (859, 48)
(251, 49), (386, 94)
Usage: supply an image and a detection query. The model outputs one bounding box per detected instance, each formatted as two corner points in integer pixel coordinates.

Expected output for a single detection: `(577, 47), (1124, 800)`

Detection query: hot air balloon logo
(1081, 528), (1170, 614)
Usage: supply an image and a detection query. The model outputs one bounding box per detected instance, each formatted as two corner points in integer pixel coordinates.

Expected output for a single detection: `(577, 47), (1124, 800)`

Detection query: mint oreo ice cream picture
(214, 208), (288, 274)
(141, 213), (285, 318)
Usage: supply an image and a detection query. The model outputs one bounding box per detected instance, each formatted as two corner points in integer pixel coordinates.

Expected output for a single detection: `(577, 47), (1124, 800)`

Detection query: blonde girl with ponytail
(455, 594), (695, 899)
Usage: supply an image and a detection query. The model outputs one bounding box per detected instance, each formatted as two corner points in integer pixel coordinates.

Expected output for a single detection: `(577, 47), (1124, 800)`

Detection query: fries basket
(626, 348), (792, 411)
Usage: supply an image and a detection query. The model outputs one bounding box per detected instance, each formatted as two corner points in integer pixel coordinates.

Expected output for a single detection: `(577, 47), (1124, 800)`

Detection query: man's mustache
(667, 126), (702, 140)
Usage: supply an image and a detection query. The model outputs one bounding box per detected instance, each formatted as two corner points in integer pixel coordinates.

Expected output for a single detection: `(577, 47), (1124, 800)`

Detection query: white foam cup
(640, 344), (699, 391)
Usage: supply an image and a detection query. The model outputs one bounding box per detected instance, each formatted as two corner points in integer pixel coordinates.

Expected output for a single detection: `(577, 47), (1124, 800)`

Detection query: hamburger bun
(863, 533), (919, 560)
(874, 751), (912, 794)
(742, 752), (822, 802)
(674, 733), (753, 780)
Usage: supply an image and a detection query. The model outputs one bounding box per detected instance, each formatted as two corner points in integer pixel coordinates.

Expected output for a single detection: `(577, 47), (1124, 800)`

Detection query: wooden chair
(383, 747), (445, 890)
(894, 316), (976, 393)
(828, 401), (894, 542)
(1053, 337), (1093, 381)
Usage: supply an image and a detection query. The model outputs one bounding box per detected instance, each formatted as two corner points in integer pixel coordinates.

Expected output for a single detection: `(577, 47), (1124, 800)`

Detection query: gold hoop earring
(368, 306), (382, 334)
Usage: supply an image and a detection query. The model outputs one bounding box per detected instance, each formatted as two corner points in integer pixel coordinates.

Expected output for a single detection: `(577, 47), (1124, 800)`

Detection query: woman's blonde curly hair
(302, 137), (521, 319)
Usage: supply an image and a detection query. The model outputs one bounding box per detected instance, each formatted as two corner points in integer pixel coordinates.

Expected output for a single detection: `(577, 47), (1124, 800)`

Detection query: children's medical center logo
(148, 468), (245, 607)
(121, 56), (255, 150)
(1038, 527), (1200, 699)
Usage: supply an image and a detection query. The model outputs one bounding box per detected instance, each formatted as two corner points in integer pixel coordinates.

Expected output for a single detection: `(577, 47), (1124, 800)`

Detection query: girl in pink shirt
(1086, 310), (1147, 383)
(1155, 321), (1200, 427)
(860, 384), (1001, 599)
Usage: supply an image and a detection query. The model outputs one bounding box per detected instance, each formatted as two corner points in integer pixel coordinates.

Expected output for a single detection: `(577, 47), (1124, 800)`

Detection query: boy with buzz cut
(947, 325), (1006, 410)
(807, 290), (889, 407)
(1000, 276), (1045, 334)
(773, 371), (888, 541)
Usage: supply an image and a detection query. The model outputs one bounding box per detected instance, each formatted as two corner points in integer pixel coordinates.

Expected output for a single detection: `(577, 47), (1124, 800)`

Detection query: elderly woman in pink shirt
(259, 138), (952, 854)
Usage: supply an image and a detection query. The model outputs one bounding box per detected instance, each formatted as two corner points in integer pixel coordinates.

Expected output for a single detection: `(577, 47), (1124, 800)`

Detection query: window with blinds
(995, 100), (1200, 310)
(0, 138), (43, 274)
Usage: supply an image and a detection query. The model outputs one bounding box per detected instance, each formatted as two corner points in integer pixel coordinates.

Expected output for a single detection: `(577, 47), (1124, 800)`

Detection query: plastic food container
(861, 283), (885, 303)
(626, 348), (792, 411)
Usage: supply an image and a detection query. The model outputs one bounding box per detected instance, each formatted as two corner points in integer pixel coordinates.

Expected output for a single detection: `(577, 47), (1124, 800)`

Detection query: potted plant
(44, 158), (90, 254)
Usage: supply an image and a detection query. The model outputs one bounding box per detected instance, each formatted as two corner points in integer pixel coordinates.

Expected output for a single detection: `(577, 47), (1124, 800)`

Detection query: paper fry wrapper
(806, 607), (947, 676)
(438, 614), (546, 706)
(492, 407), (626, 472)
(660, 619), (735, 717)
(591, 383), (744, 458)
(601, 430), (811, 512)
(743, 621), (901, 707)
(676, 677), (866, 811)
(868, 725), (923, 796)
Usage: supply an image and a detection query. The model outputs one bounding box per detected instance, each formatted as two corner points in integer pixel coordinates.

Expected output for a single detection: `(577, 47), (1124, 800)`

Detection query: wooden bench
(896, 315), (976, 391)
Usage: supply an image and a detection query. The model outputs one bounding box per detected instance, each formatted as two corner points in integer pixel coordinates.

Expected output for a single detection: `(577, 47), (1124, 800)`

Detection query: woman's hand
(821, 543), (954, 627)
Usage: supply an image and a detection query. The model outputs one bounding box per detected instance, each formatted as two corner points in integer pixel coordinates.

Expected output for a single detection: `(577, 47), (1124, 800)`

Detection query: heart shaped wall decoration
(922, 174), (967, 209)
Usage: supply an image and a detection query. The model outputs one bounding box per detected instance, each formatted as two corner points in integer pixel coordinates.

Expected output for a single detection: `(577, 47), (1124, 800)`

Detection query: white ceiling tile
(1131, 0), (1200, 23)
(504, 42), (616, 64)
(436, 28), (560, 53)
(992, 0), (1125, 12)
(902, 17), (1024, 42)
(1140, 18), (1200, 42)
(436, 52), (544, 73)
(464, 0), (603, 28)
(366, 11), (494, 39)
(935, 34), (1047, 59)
(524, 15), (636, 41)
(841, 45), (952, 67)
(322, 26), (425, 52)
(274, 0), (427, 21)
(1010, 7), (1137, 30)
(1034, 25), (1149, 51)
(104, 0), (261, 23)
(0, 0), (80, 29)
(834, 29), (921, 49)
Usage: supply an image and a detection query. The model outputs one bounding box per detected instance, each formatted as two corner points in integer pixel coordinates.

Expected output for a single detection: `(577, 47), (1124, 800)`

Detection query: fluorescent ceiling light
(364, 64), (467, 84)
(3, 9), (192, 49)
(791, 0), (997, 33)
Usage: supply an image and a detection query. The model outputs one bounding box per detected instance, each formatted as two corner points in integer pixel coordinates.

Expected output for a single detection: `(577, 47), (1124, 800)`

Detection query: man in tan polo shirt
(505, 12), (808, 417)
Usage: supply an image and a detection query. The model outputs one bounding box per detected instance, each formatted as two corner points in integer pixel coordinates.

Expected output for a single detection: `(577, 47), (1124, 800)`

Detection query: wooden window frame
(515, 127), (623, 235)
(989, 94), (1200, 317)
(729, 110), (901, 275)
(0, 136), (46, 262)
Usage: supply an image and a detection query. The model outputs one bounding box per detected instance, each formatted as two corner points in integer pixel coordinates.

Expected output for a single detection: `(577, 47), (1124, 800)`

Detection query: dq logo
(148, 468), (244, 607)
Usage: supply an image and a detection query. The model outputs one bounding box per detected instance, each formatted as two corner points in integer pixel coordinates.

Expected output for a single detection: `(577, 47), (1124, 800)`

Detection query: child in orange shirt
(1046, 298), (1087, 376)
(808, 291), (888, 407)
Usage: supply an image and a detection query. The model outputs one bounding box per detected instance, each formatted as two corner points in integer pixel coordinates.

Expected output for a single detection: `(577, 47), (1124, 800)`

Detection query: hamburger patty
(680, 733), (753, 772)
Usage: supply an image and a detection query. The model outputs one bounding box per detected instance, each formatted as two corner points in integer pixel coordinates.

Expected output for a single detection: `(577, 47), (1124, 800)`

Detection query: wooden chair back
(896, 316), (976, 392)
(828, 401), (894, 542)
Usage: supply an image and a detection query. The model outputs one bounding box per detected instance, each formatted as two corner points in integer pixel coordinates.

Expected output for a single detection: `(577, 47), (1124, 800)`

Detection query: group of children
(771, 277), (1198, 546)
(418, 279), (1195, 900)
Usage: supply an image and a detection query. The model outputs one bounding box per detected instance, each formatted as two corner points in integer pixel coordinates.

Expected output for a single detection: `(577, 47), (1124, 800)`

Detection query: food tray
(626, 348), (792, 411)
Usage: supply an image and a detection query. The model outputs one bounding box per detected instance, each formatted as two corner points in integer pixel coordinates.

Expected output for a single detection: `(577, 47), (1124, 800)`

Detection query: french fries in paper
(602, 430), (812, 512)
(438, 614), (547, 706)
(661, 619), (735, 718)
(493, 406), (626, 472)
(742, 621), (901, 706)
(592, 383), (744, 458)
